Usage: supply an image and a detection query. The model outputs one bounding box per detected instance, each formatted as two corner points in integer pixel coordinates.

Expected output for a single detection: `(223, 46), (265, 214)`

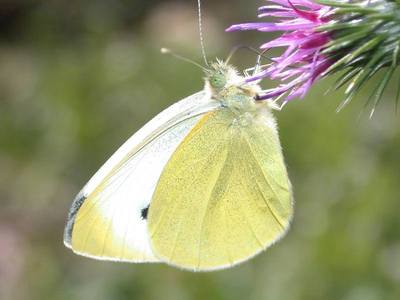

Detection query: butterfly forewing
(64, 91), (220, 262)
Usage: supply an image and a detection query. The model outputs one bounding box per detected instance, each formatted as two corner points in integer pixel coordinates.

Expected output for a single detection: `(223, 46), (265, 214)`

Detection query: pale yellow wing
(148, 110), (293, 271)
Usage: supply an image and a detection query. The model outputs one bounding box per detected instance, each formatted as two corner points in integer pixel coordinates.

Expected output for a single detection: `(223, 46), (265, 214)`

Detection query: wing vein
(245, 131), (289, 192)
(149, 139), (224, 238)
(242, 136), (286, 230)
(237, 153), (265, 247)
(196, 140), (230, 269)
(242, 142), (285, 230)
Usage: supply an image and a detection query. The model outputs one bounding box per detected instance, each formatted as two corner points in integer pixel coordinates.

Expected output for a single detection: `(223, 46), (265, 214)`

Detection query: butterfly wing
(64, 91), (220, 262)
(148, 109), (293, 271)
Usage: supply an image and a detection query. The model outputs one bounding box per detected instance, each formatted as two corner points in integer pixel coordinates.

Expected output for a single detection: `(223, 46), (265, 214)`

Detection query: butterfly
(64, 60), (293, 271)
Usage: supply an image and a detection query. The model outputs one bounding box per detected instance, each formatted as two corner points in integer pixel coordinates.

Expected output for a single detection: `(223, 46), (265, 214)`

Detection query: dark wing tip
(63, 192), (87, 247)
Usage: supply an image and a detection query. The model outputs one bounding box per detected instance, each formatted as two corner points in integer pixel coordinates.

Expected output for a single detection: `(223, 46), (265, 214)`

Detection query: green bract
(318, 0), (400, 114)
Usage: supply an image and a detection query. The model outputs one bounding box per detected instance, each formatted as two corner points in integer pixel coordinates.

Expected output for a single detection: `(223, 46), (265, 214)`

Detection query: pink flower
(227, 0), (334, 103)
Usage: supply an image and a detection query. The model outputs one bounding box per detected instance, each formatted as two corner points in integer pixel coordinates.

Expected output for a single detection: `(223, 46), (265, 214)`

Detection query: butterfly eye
(209, 73), (226, 90)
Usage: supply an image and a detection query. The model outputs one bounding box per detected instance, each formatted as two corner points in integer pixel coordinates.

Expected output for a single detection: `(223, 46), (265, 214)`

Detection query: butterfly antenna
(226, 45), (272, 64)
(253, 49), (272, 76)
(197, 0), (209, 67)
(161, 48), (207, 71)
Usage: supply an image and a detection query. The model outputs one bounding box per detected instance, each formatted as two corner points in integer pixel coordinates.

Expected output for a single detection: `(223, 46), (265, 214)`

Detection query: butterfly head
(205, 60), (267, 114)
(205, 60), (238, 93)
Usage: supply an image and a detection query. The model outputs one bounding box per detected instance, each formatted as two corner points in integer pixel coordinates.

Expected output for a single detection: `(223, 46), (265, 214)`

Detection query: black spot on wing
(64, 192), (87, 246)
(141, 205), (149, 220)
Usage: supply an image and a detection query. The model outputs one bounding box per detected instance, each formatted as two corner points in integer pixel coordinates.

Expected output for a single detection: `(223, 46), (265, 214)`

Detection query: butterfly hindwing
(147, 109), (293, 271)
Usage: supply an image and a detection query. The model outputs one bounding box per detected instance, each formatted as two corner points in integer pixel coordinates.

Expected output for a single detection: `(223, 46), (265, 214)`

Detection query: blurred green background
(1, 0), (399, 299)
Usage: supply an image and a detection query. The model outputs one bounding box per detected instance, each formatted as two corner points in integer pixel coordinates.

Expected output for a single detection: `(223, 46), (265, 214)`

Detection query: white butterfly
(64, 60), (293, 271)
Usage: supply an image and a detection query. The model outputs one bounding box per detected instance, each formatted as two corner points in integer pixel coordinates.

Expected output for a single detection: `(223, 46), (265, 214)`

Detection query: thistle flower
(227, 0), (400, 113)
